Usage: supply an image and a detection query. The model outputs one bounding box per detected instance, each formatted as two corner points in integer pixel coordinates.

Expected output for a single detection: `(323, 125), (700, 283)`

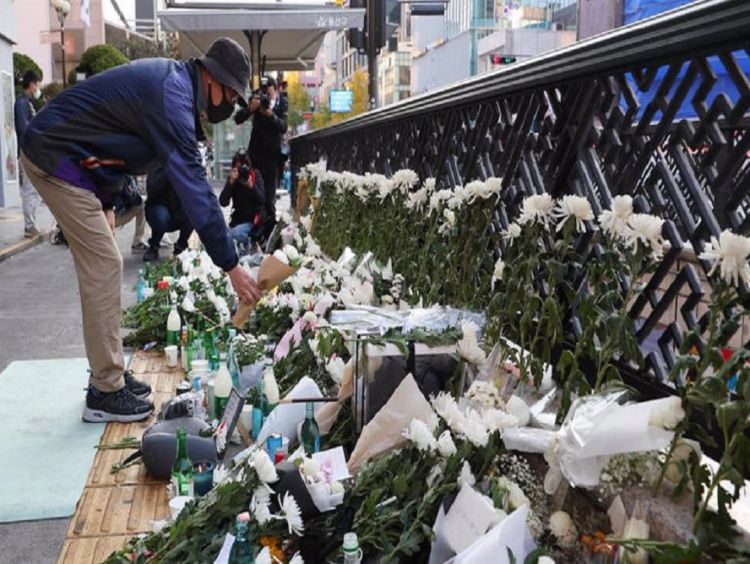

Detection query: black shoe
(124, 370), (152, 399)
(143, 246), (159, 262)
(83, 386), (154, 423)
(131, 241), (149, 252)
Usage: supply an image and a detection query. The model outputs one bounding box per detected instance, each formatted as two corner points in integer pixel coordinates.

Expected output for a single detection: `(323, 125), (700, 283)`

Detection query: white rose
(283, 244), (301, 264)
(506, 396), (530, 427)
(437, 430), (457, 457)
(549, 510), (578, 548)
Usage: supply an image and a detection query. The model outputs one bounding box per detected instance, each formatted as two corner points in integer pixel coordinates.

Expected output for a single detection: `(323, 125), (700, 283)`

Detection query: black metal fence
(290, 0), (750, 394)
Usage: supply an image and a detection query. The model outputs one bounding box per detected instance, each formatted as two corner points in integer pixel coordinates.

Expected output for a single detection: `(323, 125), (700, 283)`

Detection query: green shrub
(77, 44), (129, 77)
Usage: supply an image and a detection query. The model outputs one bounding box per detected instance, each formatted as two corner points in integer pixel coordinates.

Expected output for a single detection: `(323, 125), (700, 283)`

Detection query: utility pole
(366, 0), (378, 110)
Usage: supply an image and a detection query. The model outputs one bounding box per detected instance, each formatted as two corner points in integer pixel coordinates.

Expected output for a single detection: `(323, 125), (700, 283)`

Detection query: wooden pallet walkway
(57, 351), (183, 564)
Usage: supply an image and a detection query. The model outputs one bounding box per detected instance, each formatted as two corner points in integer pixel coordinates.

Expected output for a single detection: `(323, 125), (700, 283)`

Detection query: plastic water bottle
(342, 532), (363, 563)
(136, 269), (146, 302)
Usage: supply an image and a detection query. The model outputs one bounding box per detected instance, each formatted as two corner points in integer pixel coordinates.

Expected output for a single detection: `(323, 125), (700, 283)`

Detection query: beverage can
(266, 433), (283, 462)
(192, 373), (202, 392)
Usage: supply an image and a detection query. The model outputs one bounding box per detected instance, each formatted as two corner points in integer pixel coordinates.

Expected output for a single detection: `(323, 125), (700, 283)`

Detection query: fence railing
(290, 0), (750, 411)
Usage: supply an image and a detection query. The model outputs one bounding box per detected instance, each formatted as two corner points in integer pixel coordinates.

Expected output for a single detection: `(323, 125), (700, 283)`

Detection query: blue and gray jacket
(21, 58), (238, 271)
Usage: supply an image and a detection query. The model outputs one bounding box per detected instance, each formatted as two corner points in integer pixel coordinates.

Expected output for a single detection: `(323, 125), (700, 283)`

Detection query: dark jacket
(146, 167), (188, 224)
(14, 92), (36, 156)
(219, 171), (265, 227)
(236, 95), (288, 161)
(20, 58), (237, 271)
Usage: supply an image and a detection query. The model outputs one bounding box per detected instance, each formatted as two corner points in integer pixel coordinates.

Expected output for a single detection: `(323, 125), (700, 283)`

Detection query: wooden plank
(60, 350), (182, 563)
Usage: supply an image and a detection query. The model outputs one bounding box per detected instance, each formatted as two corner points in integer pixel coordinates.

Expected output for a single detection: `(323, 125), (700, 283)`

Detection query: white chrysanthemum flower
(392, 169), (419, 193)
(456, 320), (486, 368)
(444, 208), (456, 226)
(423, 178), (437, 194)
(549, 510), (578, 548)
(518, 194), (555, 228)
(699, 229), (750, 287)
(625, 213), (665, 259)
(437, 430), (457, 457)
(426, 462), (443, 487)
(302, 311), (317, 325)
(279, 492), (305, 535)
(458, 460), (476, 488)
(403, 418), (438, 452)
(482, 408), (518, 432)
(251, 450), (279, 484)
(492, 257), (505, 289)
(466, 380), (502, 408)
(461, 409), (490, 447)
(300, 215), (313, 233)
(648, 396), (684, 430)
(503, 223), (522, 241)
(505, 396), (530, 427)
(263, 368), (280, 404)
(553, 195), (594, 233)
(431, 392), (466, 430)
(252, 491), (272, 524)
(599, 195), (633, 238)
(485, 177), (503, 197)
(181, 294), (195, 313)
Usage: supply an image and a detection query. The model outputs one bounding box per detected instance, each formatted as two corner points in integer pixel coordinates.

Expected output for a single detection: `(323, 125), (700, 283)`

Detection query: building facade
(0, 0), (18, 208)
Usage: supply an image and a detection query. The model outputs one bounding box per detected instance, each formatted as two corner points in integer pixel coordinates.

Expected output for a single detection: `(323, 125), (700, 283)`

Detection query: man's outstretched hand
(228, 266), (262, 306)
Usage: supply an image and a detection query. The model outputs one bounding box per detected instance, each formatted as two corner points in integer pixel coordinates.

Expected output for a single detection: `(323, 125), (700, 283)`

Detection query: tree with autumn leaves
(309, 68), (370, 130)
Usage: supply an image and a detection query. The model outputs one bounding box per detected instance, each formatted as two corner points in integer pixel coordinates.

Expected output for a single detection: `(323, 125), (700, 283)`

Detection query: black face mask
(206, 82), (235, 123)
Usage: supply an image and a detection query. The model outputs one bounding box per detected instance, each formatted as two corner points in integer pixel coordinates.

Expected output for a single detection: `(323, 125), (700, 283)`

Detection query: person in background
(14, 70), (42, 239)
(283, 162), (292, 193)
(234, 75), (288, 237)
(143, 167), (195, 262)
(20, 37), (261, 423)
(114, 176), (148, 252)
(219, 150), (265, 255)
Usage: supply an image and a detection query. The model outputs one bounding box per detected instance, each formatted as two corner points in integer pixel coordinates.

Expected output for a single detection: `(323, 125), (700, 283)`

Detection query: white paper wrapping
(449, 505), (536, 564)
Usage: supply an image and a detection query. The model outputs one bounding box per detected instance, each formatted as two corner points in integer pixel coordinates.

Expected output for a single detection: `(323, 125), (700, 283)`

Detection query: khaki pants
(116, 204), (147, 244)
(20, 153), (125, 392)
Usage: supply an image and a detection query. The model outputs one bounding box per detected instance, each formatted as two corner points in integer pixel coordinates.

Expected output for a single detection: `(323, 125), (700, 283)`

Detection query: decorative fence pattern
(290, 0), (750, 395)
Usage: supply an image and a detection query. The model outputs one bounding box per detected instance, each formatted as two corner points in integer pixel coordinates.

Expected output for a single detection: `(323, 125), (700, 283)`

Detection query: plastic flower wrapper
(297, 454), (346, 512)
(347, 373), (436, 473)
(502, 391), (680, 491)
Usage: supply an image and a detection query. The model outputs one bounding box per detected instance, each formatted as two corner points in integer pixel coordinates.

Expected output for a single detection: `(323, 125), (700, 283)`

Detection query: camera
(238, 163), (251, 182)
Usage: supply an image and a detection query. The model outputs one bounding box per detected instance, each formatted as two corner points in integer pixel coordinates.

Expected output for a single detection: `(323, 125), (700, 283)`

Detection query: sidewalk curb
(0, 233), (46, 264)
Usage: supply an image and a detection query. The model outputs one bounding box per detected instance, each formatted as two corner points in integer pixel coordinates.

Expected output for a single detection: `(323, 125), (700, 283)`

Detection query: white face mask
(33, 86), (42, 100)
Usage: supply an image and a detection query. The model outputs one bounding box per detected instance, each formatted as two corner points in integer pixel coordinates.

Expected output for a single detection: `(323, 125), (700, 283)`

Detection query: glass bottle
(228, 512), (254, 563)
(209, 330), (220, 371)
(342, 532), (363, 564)
(171, 427), (194, 497)
(301, 401), (320, 455)
(166, 304), (181, 346)
(136, 269), (146, 303)
(228, 339), (240, 389)
(251, 379), (266, 441)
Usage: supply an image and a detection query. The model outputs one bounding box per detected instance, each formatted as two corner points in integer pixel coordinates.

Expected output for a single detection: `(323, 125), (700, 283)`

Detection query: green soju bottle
(228, 512), (255, 563)
(301, 401), (321, 455)
(171, 427), (194, 496)
(166, 304), (181, 346)
(209, 331), (220, 371)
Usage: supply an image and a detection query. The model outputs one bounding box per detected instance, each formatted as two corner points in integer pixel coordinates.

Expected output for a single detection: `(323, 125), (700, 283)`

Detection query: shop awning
(158, 6), (365, 71)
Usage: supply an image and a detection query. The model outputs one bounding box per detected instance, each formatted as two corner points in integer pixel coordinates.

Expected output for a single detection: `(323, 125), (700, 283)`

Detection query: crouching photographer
(234, 76), (288, 241)
(219, 150), (265, 255)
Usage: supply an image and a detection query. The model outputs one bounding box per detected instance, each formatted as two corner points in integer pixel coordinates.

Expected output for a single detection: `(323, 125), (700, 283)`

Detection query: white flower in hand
(492, 257), (505, 289)
(553, 195), (594, 232)
(625, 213), (665, 259)
(437, 430), (457, 457)
(599, 195), (633, 238)
(251, 449), (279, 484)
(549, 510), (578, 548)
(699, 229), (750, 287)
(518, 194), (555, 229)
(403, 418), (438, 452)
(273, 249), (290, 265)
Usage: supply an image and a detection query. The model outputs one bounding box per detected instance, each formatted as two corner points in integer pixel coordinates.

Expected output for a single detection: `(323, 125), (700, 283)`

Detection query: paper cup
(168, 495), (191, 520)
(165, 345), (178, 368)
(191, 359), (209, 373)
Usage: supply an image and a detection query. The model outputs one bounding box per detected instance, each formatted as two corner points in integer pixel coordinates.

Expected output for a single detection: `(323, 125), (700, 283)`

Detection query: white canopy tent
(158, 2), (365, 75)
